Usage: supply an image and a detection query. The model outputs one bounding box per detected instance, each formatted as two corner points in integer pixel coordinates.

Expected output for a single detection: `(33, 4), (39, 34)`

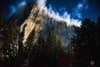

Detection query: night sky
(0, 0), (100, 21)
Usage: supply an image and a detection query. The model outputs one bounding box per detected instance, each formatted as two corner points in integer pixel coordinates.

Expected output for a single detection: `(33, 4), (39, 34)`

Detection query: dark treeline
(0, 16), (100, 67)
(72, 18), (100, 67)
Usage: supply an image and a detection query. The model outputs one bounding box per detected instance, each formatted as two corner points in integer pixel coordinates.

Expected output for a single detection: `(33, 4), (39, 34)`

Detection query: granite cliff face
(0, 3), (77, 63)
(21, 4), (69, 47)
(0, 3), (75, 55)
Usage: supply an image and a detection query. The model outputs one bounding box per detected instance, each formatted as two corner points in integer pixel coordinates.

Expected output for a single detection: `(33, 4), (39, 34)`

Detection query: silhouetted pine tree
(73, 18), (97, 67)
(95, 17), (100, 67)
(0, 16), (20, 64)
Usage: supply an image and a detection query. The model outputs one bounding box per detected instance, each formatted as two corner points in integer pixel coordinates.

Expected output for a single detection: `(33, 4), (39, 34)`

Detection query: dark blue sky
(0, 0), (100, 21)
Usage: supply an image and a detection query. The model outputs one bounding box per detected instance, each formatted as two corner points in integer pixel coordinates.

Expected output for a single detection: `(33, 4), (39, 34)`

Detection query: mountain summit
(21, 4), (69, 47)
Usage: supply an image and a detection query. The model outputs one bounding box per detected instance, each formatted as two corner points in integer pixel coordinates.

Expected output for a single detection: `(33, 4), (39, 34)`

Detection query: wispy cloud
(36, 0), (82, 27)
(36, 0), (82, 50)
(71, 0), (88, 19)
